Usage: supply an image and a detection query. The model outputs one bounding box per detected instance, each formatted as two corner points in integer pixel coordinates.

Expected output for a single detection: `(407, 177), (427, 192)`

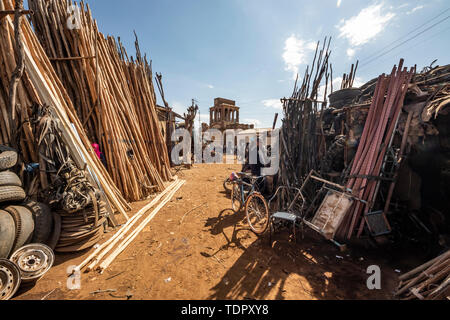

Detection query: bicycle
(229, 172), (269, 235)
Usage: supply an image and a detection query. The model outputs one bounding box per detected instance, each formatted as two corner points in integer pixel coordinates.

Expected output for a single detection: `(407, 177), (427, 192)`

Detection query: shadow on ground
(204, 207), (395, 300)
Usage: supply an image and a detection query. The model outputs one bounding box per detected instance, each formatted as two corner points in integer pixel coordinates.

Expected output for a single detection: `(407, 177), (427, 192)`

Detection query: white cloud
(337, 3), (395, 47)
(306, 41), (318, 50)
(347, 48), (356, 58)
(407, 5), (424, 15)
(262, 99), (283, 110)
(243, 118), (263, 128)
(337, 0), (342, 8)
(171, 101), (186, 115)
(282, 35), (316, 80)
(207, 84), (214, 89)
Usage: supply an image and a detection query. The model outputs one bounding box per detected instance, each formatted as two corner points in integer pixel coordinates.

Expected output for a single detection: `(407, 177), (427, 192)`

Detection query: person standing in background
(92, 143), (107, 169)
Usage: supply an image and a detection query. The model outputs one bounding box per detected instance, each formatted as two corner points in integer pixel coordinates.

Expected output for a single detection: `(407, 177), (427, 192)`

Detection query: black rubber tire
(329, 88), (362, 104)
(23, 201), (53, 244)
(329, 98), (348, 109)
(0, 171), (22, 187)
(231, 184), (242, 213)
(4, 206), (35, 253)
(0, 186), (26, 204)
(0, 210), (15, 258)
(46, 211), (61, 250)
(223, 178), (232, 193)
(0, 149), (18, 171)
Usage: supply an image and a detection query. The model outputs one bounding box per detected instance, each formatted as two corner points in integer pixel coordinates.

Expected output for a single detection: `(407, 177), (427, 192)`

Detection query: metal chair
(268, 186), (305, 244)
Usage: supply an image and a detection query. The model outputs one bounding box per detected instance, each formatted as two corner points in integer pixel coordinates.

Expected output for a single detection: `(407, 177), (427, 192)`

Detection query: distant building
(207, 98), (254, 131)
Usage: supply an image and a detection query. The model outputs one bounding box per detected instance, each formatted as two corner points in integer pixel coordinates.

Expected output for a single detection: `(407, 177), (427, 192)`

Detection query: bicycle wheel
(231, 184), (242, 213)
(245, 193), (269, 235)
(223, 178), (232, 193)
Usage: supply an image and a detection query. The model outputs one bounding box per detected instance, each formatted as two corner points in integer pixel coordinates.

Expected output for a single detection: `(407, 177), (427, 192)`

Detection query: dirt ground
(15, 164), (404, 300)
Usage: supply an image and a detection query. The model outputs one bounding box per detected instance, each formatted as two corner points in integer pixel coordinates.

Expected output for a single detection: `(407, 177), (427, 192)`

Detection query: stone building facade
(208, 98), (254, 131)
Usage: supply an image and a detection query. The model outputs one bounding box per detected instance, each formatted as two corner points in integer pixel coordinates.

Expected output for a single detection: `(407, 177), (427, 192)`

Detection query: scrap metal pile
(279, 37), (331, 187)
(280, 54), (450, 245)
(278, 40), (450, 298)
(337, 61), (416, 240)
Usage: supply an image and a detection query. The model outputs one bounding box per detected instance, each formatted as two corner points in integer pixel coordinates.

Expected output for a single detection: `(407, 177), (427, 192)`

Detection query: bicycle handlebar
(233, 173), (266, 187)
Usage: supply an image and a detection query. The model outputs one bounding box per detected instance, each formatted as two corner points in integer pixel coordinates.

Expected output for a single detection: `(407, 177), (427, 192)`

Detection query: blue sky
(27, 0), (450, 128)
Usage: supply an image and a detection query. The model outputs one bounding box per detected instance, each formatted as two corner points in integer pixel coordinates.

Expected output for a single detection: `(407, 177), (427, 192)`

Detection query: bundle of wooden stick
(278, 37), (331, 188)
(28, 0), (172, 202)
(396, 250), (449, 300)
(0, 0), (130, 216)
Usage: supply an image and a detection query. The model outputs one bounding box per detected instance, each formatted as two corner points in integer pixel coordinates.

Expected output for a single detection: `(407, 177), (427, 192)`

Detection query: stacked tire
(0, 146), (25, 259)
(0, 146), (55, 259)
(0, 147), (56, 300)
(328, 88), (362, 110)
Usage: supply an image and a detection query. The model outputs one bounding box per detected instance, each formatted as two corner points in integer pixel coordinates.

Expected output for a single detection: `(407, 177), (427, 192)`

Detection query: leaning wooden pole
(7, 0), (25, 150)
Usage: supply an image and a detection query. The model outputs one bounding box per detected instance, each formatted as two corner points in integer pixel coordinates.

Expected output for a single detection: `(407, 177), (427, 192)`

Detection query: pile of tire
(328, 88), (362, 109)
(0, 146), (58, 259)
(0, 147), (55, 300)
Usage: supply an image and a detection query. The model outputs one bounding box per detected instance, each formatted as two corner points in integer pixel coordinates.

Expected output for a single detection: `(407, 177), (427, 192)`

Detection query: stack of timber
(0, 0), (130, 216)
(28, 0), (172, 202)
(76, 178), (185, 274)
(396, 250), (449, 300)
(279, 37), (331, 188)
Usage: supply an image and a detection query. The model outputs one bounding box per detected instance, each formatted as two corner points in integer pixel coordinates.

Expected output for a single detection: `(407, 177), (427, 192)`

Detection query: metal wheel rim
(0, 259), (21, 300)
(246, 195), (269, 234)
(10, 244), (54, 282)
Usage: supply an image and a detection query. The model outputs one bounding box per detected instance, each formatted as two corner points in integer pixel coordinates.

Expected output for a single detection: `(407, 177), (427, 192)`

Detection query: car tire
(0, 147), (18, 170)
(0, 171), (22, 187)
(23, 201), (53, 244)
(4, 206), (35, 253)
(0, 186), (26, 204)
(0, 210), (16, 258)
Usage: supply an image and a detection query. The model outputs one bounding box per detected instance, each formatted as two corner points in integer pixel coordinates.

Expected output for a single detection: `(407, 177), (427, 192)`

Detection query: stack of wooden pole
(28, 0), (172, 202)
(396, 250), (449, 300)
(0, 0), (130, 216)
(75, 178), (185, 274)
(279, 37), (331, 188)
(337, 60), (416, 240)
